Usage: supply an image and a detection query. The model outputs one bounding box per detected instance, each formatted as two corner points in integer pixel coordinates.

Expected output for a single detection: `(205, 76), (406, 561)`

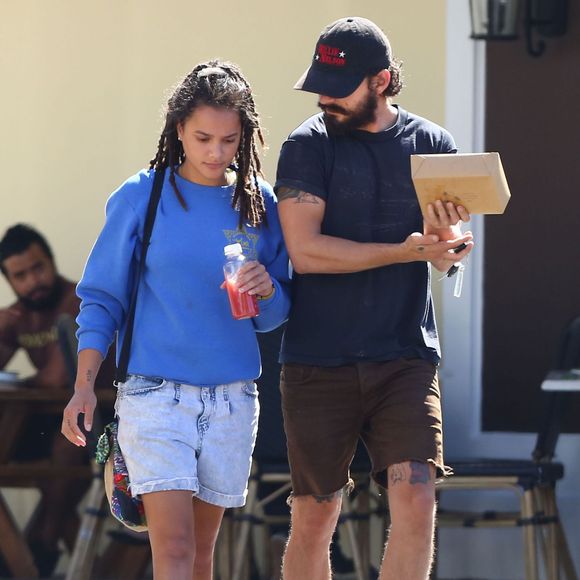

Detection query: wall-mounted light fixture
(469, 0), (568, 57)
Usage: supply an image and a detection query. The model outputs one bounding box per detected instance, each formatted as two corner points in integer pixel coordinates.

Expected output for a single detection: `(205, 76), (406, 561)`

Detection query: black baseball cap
(294, 17), (392, 98)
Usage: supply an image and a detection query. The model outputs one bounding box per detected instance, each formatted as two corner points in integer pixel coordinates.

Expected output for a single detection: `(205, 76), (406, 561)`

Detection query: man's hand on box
(424, 200), (471, 239)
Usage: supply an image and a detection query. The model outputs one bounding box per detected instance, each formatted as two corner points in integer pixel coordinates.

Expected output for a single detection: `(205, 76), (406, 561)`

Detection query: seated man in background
(0, 223), (114, 576)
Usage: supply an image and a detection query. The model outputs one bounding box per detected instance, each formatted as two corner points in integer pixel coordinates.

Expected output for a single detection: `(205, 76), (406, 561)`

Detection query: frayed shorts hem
(196, 484), (247, 508)
(371, 457), (451, 490)
(130, 477), (199, 497)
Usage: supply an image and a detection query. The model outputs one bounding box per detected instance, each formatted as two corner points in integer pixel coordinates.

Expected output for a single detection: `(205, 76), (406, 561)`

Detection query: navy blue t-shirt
(274, 106), (456, 366)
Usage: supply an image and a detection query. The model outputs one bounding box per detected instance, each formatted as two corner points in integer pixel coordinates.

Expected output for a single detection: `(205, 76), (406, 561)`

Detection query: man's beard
(319, 91), (379, 136)
(19, 277), (64, 311)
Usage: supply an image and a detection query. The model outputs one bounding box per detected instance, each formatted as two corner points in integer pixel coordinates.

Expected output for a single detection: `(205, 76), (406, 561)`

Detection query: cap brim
(293, 66), (365, 99)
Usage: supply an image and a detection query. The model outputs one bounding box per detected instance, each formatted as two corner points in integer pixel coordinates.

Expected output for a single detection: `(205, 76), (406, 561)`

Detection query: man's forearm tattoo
(277, 187), (320, 204)
(86, 369), (93, 384)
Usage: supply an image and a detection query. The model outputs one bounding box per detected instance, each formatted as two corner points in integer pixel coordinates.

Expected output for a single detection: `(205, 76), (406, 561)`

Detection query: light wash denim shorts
(114, 374), (259, 508)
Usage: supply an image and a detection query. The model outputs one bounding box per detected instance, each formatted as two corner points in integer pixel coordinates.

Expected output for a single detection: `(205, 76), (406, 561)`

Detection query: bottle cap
(224, 243), (243, 257)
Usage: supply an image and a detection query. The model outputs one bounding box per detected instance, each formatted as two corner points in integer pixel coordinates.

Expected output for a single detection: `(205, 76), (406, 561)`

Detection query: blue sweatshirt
(77, 168), (291, 386)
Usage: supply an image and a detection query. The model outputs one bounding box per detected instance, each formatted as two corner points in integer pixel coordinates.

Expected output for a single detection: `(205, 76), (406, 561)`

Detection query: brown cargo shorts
(280, 358), (448, 496)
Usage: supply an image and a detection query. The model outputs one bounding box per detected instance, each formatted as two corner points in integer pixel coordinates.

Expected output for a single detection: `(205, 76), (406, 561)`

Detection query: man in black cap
(275, 17), (474, 579)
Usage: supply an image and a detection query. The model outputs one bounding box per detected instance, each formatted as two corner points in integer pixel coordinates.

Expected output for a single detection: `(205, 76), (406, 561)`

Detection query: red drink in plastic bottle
(223, 243), (259, 320)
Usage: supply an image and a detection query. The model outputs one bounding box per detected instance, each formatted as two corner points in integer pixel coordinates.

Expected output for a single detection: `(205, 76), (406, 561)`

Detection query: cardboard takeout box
(410, 152), (511, 215)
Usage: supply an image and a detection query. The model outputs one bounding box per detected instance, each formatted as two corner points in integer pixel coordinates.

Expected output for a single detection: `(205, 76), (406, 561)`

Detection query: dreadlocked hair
(149, 60), (267, 229)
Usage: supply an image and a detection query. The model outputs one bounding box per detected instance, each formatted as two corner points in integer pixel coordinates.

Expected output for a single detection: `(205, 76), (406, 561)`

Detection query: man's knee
(395, 482), (435, 510)
(388, 462), (437, 527)
(406, 485), (436, 520)
(388, 487), (436, 544)
(289, 492), (342, 542)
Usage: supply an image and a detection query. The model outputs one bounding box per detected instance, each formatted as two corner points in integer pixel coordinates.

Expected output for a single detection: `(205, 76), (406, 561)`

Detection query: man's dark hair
(369, 57), (404, 98)
(0, 224), (54, 275)
(385, 57), (404, 97)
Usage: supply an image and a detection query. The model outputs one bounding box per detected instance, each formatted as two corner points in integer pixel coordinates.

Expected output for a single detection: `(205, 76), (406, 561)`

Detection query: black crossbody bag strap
(115, 167), (166, 383)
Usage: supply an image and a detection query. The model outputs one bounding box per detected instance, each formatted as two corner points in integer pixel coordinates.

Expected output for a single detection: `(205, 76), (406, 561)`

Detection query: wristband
(257, 285), (275, 300)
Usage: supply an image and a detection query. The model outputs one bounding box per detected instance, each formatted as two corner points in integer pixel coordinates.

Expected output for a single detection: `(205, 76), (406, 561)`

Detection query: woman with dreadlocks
(62, 60), (290, 579)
